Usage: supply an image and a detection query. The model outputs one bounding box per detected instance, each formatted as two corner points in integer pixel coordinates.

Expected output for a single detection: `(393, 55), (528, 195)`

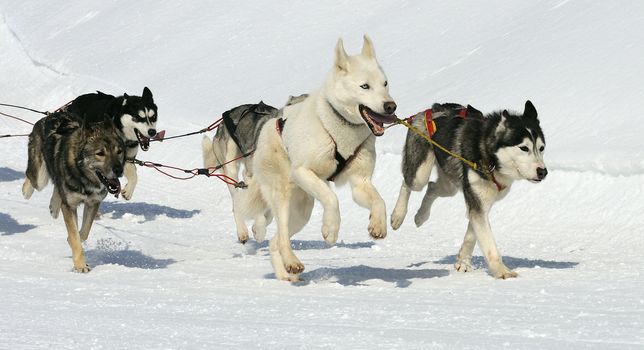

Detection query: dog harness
(422, 106), (468, 138)
(275, 117), (362, 182)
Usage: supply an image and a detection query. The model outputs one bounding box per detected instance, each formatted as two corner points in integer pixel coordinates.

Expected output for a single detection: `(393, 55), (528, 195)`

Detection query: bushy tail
(234, 177), (267, 220)
(202, 135), (217, 168)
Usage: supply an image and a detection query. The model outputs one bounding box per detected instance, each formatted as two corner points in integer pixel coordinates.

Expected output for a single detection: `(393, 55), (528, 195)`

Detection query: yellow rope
(396, 118), (479, 171)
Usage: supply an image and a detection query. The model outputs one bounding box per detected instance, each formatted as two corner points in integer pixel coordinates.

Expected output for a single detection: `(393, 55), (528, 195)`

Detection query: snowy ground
(1, 1), (644, 349)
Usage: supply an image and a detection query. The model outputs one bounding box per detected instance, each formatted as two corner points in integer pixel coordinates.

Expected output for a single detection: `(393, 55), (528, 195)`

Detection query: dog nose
(147, 129), (157, 137)
(537, 167), (548, 180)
(383, 102), (397, 115)
(113, 164), (123, 177)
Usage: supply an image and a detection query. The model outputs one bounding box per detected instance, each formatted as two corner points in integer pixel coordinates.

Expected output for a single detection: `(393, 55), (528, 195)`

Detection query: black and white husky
(390, 101), (547, 279)
(201, 95), (308, 244)
(61, 87), (158, 200)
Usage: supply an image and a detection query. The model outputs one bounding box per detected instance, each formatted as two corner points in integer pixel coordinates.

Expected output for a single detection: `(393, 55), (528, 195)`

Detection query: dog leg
(348, 175), (387, 239)
(469, 211), (517, 279)
(49, 189), (62, 219)
(61, 204), (90, 273)
(414, 174), (457, 227)
(79, 202), (100, 242)
(291, 167), (340, 245)
(455, 222), (476, 272)
(270, 190), (304, 280)
(22, 179), (34, 199)
(120, 162), (137, 200)
(390, 181), (411, 230)
(251, 210), (271, 242)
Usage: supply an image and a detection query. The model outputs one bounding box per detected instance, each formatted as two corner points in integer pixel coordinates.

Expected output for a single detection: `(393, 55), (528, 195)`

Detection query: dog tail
(235, 177), (267, 220)
(202, 135), (217, 169)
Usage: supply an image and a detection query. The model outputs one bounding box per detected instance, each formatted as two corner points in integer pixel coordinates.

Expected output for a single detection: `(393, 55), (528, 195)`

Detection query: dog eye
(384, 81), (388, 87)
(539, 146), (545, 152)
(96, 151), (105, 156)
(360, 83), (370, 90)
(519, 146), (530, 152)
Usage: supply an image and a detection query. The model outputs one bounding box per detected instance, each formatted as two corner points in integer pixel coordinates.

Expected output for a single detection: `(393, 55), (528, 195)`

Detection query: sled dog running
(238, 35), (398, 281)
(390, 101), (547, 279)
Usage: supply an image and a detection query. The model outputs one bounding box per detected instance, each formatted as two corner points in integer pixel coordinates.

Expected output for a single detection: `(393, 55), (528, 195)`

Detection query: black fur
(220, 101), (278, 154)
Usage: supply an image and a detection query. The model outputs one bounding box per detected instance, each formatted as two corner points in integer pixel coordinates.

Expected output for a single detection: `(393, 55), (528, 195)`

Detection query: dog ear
(496, 110), (510, 134)
(361, 34), (376, 59)
(466, 104), (483, 118)
(523, 100), (538, 119)
(335, 38), (349, 72)
(142, 87), (153, 102)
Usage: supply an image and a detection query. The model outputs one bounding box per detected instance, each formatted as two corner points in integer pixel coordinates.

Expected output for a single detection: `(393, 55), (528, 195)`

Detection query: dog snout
(113, 164), (123, 177)
(147, 129), (157, 137)
(383, 101), (397, 115)
(536, 167), (548, 180)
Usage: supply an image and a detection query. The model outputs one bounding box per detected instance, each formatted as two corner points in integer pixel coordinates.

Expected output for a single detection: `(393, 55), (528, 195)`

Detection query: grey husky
(22, 111), (126, 272)
(390, 101), (547, 279)
(202, 95), (308, 244)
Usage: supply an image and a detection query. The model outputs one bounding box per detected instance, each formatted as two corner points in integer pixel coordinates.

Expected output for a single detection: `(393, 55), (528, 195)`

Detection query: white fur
(242, 35), (394, 281)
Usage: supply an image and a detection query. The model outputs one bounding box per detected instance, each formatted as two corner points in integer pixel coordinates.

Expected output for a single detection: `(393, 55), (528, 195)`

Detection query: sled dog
(239, 35), (398, 281)
(22, 111), (126, 272)
(201, 95), (308, 244)
(62, 87), (158, 201)
(390, 101), (547, 279)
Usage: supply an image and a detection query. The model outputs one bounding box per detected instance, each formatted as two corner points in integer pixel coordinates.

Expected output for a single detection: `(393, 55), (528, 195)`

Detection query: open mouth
(134, 129), (151, 151)
(358, 105), (398, 136)
(96, 171), (121, 196)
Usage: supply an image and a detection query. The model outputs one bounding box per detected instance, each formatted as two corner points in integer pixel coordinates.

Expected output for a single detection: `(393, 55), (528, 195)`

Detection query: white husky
(239, 35), (398, 281)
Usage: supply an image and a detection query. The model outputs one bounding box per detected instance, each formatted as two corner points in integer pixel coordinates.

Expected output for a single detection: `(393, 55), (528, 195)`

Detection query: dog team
(21, 35), (547, 280)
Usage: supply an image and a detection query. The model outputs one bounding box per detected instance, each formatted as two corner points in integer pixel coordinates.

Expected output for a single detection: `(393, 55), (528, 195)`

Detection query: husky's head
(325, 35), (397, 136)
(494, 101), (547, 183)
(119, 87), (158, 151)
(79, 121), (126, 195)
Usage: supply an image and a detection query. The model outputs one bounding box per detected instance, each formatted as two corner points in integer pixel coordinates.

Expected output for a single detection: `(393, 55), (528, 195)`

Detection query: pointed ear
(361, 34), (376, 59)
(142, 87), (153, 102)
(466, 104), (483, 117)
(524, 100), (537, 119)
(497, 110), (509, 134)
(335, 38), (349, 72)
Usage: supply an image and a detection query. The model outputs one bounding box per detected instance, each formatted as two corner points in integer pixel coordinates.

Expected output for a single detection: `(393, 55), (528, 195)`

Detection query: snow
(1, 1), (643, 349)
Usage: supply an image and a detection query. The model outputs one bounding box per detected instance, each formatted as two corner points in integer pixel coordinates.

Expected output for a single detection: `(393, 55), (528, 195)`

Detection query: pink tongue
(370, 113), (398, 124)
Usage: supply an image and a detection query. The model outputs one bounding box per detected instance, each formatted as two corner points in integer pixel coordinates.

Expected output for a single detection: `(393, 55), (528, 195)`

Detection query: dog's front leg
(269, 190), (303, 281)
(455, 222), (476, 272)
(121, 161), (137, 200)
(61, 204), (90, 273)
(348, 175), (387, 239)
(49, 189), (62, 219)
(291, 166), (340, 245)
(79, 201), (100, 242)
(469, 211), (517, 279)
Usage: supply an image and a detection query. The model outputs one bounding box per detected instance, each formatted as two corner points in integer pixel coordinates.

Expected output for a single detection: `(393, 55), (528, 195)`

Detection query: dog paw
(73, 264), (91, 273)
(414, 209), (430, 227)
(490, 263), (518, 279)
(454, 259), (473, 272)
(121, 186), (134, 200)
(368, 213), (387, 239)
(390, 208), (406, 230)
(284, 260), (305, 275)
(22, 180), (34, 200)
(322, 212), (340, 245)
(49, 206), (60, 219)
(251, 224), (266, 242)
(237, 231), (249, 245)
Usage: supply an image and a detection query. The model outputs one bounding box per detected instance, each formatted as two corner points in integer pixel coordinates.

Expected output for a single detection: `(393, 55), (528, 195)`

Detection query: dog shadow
(0, 212), (36, 235)
(0, 167), (23, 182)
(100, 201), (200, 222)
(239, 239), (375, 257)
(274, 264), (449, 287)
(426, 255), (579, 270)
(85, 248), (177, 270)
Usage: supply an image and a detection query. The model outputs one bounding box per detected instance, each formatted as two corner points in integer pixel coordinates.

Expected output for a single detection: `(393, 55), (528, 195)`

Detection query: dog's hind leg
(23, 152), (49, 199)
(391, 151), (435, 230)
(79, 201), (100, 242)
(61, 203), (90, 273)
(49, 189), (62, 219)
(414, 170), (458, 227)
(251, 210), (272, 242)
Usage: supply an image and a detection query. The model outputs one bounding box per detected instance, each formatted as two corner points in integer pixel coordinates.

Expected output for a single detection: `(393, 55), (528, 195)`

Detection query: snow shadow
(0, 212), (36, 235)
(0, 167), (23, 182)
(84, 238), (177, 269)
(431, 255), (579, 269)
(100, 201), (200, 222)
(238, 239), (375, 257)
(295, 264), (449, 287)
